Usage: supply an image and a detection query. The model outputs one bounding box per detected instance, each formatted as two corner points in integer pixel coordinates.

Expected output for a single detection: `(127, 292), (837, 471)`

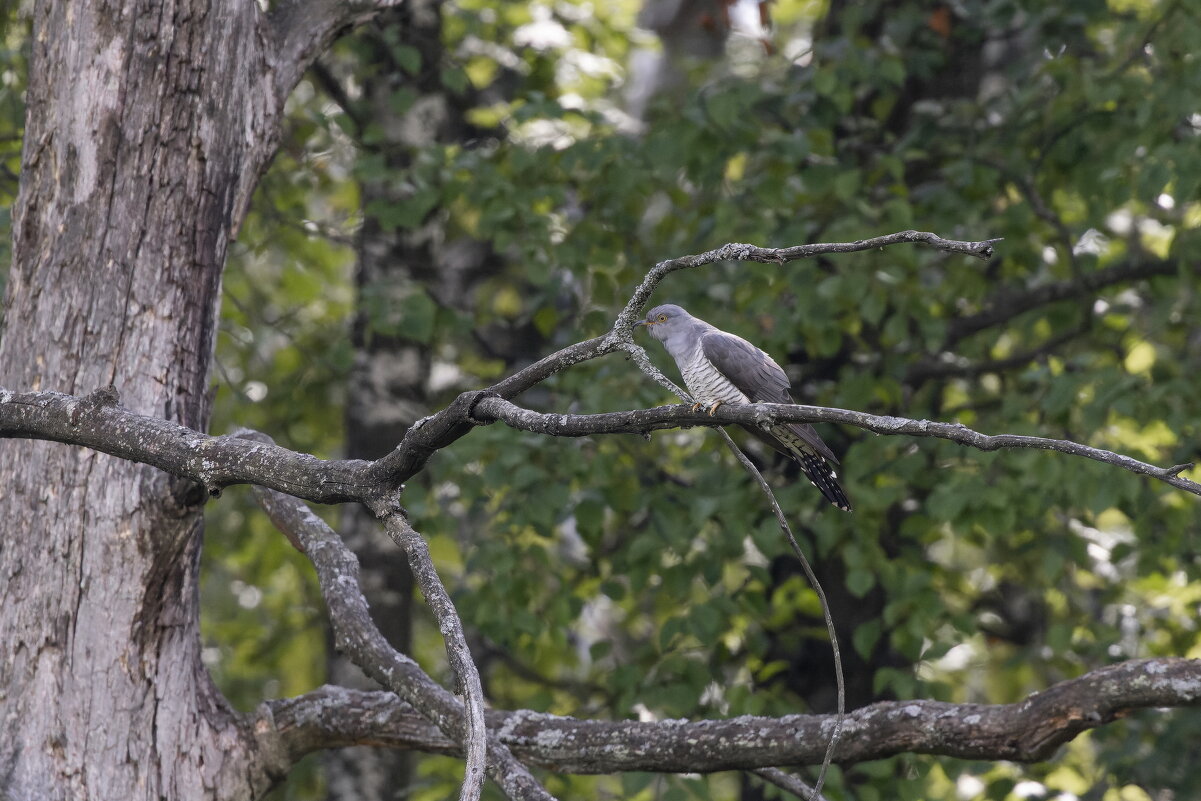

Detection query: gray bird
(637, 303), (851, 511)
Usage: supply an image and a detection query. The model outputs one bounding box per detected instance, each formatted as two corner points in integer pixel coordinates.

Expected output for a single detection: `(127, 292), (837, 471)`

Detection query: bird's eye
(657, 314), (668, 322)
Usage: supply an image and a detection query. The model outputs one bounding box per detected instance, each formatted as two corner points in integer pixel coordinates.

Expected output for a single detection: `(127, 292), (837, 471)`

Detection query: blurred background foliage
(4, 0), (1201, 798)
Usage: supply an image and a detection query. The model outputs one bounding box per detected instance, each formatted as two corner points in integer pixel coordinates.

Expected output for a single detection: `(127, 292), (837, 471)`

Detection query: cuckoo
(637, 303), (851, 511)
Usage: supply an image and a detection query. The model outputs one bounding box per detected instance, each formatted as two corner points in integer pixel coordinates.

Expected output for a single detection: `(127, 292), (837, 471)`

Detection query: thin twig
(752, 767), (832, 801)
(610, 231), (999, 338)
(716, 429), (844, 801)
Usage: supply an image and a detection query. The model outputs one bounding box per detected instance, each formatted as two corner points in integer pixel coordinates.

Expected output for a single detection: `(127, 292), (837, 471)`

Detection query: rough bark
(249, 479), (554, 801)
(0, 0), (397, 798)
(266, 658), (1201, 769)
(3, 204), (1185, 798)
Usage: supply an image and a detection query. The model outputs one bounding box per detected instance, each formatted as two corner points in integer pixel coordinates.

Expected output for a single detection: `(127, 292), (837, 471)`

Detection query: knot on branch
(748, 404), (777, 430)
(86, 385), (120, 407)
(69, 385), (121, 426)
(464, 390), (502, 425)
(366, 493), (407, 521)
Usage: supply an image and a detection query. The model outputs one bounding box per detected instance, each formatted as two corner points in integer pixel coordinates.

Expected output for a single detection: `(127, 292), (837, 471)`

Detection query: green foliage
(149, 0), (1201, 798)
(0, 14), (25, 295)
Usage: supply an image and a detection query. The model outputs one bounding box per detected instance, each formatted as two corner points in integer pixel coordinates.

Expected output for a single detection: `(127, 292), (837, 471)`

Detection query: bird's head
(635, 304), (694, 343)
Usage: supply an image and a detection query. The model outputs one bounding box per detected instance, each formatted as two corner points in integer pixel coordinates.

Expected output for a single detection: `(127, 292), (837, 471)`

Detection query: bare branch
(267, 658), (1201, 770)
(2, 233), (993, 498)
(0, 388), (375, 502)
(269, 0), (405, 103)
(615, 231), (999, 333)
(752, 768), (831, 801)
(620, 331), (846, 800)
(380, 515), (488, 801)
(247, 465), (555, 801)
(716, 429), (844, 801)
(266, 684), (459, 758)
(469, 397), (1201, 497)
(6, 376), (1195, 513)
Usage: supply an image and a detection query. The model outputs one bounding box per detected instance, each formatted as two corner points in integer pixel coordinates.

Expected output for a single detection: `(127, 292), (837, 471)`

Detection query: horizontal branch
(268, 658), (1201, 771)
(0, 232), (996, 503)
(5, 380), (1195, 516)
(470, 396), (1201, 497)
(0, 388), (375, 503)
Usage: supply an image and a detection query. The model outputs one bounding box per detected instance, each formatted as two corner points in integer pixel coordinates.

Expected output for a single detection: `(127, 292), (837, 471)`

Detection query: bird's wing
(699, 330), (791, 402)
(700, 330), (840, 466)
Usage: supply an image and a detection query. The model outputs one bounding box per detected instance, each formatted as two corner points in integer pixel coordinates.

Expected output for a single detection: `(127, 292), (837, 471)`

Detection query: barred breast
(680, 349), (750, 407)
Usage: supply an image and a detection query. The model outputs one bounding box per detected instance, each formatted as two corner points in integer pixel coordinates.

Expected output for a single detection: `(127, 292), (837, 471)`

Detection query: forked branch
(247, 447), (555, 801)
(7, 231), (1194, 797)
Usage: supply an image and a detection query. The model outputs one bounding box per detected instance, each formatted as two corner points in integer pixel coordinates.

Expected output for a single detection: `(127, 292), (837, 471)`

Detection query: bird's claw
(707, 401), (722, 416)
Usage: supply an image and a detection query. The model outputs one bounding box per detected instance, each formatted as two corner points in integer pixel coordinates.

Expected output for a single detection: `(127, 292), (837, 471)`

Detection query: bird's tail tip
(796, 451), (853, 512)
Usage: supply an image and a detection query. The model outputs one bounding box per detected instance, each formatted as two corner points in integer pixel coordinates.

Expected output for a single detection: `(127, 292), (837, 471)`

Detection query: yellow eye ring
(657, 314), (667, 322)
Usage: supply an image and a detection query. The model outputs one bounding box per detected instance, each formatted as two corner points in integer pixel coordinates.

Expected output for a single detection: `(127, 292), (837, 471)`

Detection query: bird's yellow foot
(707, 401), (723, 416)
(690, 402), (703, 412)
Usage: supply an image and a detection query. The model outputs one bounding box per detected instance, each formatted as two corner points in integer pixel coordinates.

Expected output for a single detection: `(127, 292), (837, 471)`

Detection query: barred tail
(763, 423), (852, 511)
(794, 448), (853, 512)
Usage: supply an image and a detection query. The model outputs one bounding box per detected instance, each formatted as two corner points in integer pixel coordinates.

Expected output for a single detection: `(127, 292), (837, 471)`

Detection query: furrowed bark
(0, 1), (425, 798)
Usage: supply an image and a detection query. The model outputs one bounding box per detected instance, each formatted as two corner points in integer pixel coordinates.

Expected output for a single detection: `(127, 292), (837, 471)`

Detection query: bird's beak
(632, 320), (648, 329)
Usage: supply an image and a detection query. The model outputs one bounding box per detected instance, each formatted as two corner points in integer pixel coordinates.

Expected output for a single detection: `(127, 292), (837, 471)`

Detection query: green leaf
(846, 568), (876, 598)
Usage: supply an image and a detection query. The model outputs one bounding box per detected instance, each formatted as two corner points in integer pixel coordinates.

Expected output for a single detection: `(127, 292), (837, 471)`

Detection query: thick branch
(0, 388), (373, 503)
(470, 397), (1201, 497)
(269, 0), (405, 103)
(269, 658), (1201, 770)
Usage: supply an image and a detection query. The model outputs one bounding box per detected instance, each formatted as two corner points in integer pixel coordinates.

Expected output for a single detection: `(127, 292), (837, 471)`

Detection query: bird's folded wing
(700, 330), (839, 465)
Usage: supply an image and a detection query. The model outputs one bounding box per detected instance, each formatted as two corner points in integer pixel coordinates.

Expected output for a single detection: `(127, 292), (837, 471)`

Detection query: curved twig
(716, 429), (845, 801)
(615, 338), (847, 801)
(615, 231), (1000, 333)
(752, 768), (831, 801)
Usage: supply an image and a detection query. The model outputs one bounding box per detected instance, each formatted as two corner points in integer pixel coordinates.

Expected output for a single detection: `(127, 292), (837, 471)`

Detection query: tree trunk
(0, 0), (281, 797)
